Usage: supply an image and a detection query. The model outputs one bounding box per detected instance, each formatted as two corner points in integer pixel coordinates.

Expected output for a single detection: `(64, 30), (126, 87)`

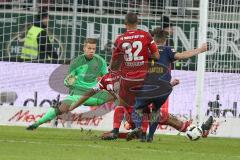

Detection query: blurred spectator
(21, 9), (58, 61)
(207, 94), (221, 117)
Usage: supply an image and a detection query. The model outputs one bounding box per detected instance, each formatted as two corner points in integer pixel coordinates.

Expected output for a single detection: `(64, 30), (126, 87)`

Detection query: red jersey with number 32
(112, 29), (158, 79)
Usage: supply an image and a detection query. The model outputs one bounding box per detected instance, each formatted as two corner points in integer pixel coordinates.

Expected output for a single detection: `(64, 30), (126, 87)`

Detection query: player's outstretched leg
(26, 107), (61, 130)
(26, 104), (69, 130)
(201, 116), (213, 137)
(147, 112), (192, 142)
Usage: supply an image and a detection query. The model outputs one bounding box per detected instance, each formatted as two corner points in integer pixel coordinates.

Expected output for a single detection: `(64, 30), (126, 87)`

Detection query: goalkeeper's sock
(35, 107), (61, 127)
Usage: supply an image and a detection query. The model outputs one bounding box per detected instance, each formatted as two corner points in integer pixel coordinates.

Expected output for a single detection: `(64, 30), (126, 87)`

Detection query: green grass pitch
(0, 125), (240, 160)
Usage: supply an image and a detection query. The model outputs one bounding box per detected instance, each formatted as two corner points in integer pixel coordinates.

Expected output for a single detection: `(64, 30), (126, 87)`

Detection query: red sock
(202, 130), (210, 138)
(141, 113), (149, 133)
(159, 111), (169, 124)
(179, 120), (192, 132)
(113, 106), (125, 129)
(123, 108), (134, 130)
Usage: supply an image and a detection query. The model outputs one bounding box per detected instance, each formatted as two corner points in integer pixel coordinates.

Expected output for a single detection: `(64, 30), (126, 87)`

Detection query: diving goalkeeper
(26, 38), (114, 130)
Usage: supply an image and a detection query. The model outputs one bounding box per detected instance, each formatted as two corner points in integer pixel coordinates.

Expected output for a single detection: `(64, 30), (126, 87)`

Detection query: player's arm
(109, 55), (123, 72)
(148, 33), (160, 60)
(109, 38), (123, 72)
(174, 43), (208, 60)
(170, 79), (180, 87)
(100, 58), (108, 76)
(64, 57), (81, 88)
(150, 42), (160, 60)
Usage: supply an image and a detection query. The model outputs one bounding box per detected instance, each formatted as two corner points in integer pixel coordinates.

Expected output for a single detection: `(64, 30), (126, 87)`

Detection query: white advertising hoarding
(0, 62), (240, 137)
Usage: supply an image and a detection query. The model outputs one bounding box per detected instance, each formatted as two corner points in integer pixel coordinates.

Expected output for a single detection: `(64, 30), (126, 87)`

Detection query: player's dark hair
(125, 12), (138, 25)
(162, 16), (172, 29)
(153, 27), (169, 42)
(84, 38), (97, 45)
(36, 8), (49, 20)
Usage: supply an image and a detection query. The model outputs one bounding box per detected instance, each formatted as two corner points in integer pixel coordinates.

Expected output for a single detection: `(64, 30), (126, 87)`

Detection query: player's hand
(170, 79), (180, 87)
(199, 43), (208, 52)
(64, 74), (77, 87)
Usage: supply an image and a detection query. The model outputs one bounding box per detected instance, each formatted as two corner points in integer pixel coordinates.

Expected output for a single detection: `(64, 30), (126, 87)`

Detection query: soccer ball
(186, 125), (202, 141)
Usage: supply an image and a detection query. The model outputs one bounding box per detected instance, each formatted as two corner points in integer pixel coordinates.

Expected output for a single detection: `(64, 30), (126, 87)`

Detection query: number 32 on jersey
(122, 41), (143, 62)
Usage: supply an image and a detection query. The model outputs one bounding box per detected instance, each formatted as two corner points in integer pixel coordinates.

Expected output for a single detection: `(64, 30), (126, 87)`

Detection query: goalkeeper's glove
(64, 74), (77, 88)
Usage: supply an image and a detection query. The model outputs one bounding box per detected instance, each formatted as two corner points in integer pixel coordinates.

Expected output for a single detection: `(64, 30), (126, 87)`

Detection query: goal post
(195, 0), (208, 124)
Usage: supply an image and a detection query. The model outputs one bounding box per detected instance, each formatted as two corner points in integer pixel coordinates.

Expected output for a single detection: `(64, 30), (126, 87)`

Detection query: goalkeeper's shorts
(62, 90), (113, 107)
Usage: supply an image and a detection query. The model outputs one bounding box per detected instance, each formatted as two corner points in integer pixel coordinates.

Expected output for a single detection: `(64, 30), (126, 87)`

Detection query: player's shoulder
(159, 45), (171, 50)
(161, 46), (176, 54)
(116, 33), (125, 39)
(165, 46), (176, 52)
(73, 54), (85, 61)
(70, 54), (84, 64)
(137, 29), (151, 36)
(113, 34), (124, 44)
(163, 45), (172, 49)
(140, 29), (149, 33)
(94, 54), (107, 63)
(136, 30), (153, 41)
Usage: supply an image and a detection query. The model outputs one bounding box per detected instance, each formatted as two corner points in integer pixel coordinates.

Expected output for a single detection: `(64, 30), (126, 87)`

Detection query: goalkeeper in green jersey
(26, 38), (114, 130)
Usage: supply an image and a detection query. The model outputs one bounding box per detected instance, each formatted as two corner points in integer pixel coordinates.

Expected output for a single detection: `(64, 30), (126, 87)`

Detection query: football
(186, 125), (202, 141)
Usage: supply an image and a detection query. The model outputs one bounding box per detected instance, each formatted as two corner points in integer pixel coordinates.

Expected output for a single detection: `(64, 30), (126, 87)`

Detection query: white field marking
(1, 139), (240, 159)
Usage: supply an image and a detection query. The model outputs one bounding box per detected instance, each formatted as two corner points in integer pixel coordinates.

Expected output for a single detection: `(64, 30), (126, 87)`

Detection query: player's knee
(114, 106), (126, 114)
(59, 103), (70, 114)
(159, 111), (170, 124)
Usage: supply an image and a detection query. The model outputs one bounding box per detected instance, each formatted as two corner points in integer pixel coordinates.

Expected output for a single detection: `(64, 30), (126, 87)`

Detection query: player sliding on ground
(63, 72), (212, 141)
(26, 38), (114, 130)
(126, 28), (212, 142)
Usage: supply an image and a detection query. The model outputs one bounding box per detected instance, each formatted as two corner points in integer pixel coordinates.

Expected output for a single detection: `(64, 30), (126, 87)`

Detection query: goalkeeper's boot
(101, 130), (119, 140)
(126, 128), (142, 141)
(201, 116), (213, 137)
(26, 123), (39, 130)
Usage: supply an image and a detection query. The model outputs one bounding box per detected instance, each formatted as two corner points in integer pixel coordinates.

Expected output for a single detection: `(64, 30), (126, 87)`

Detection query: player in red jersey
(103, 12), (159, 140)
